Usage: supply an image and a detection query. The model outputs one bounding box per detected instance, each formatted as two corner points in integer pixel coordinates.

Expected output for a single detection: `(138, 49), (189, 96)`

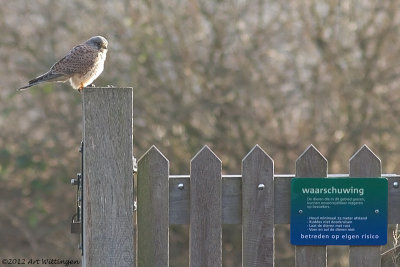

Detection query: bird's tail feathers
(18, 71), (66, 91)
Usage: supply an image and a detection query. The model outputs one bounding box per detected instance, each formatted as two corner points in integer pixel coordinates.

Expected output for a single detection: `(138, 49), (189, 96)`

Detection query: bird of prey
(18, 36), (108, 92)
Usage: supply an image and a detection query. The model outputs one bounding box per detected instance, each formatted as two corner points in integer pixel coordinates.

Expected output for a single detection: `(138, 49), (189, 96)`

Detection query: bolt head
(258, 184), (265, 190)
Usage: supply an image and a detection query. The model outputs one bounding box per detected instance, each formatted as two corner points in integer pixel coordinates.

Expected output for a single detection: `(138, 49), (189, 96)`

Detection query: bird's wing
(51, 44), (98, 75)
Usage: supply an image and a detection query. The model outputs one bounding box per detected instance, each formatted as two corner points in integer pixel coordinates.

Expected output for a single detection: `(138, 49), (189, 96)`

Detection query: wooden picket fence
(137, 144), (400, 267)
(80, 88), (400, 267)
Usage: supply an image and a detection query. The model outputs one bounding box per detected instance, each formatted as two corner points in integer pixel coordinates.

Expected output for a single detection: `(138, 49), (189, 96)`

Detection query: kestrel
(18, 36), (108, 92)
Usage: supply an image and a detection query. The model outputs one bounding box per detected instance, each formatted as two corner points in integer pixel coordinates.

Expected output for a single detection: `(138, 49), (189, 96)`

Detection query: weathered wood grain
(295, 145), (328, 178)
(82, 87), (134, 267)
(242, 145), (274, 266)
(349, 145), (382, 267)
(222, 176), (242, 224)
(137, 143), (399, 265)
(274, 176), (291, 224)
(295, 145), (327, 267)
(388, 176), (400, 223)
(170, 177), (190, 225)
(137, 146), (169, 267)
(189, 146), (222, 267)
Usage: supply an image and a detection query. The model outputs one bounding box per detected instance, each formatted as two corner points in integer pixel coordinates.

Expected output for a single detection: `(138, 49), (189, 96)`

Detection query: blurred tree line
(1, 0), (400, 266)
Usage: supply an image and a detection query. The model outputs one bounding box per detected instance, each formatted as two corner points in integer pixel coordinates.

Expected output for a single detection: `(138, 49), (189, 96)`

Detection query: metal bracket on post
(70, 141), (84, 255)
(133, 155), (137, 212)
(133, 155), (137, 174)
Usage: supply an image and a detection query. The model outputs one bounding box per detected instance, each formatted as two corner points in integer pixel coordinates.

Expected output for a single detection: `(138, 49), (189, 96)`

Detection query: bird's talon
(107, 85), (115, 88)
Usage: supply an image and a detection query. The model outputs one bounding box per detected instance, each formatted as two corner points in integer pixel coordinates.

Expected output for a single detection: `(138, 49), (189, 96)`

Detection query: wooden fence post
(190, 146), (222, 267)
(349, 145), (382, 267)
(295, 145), (328, 267)
(242, 145), (274, 266)
(137, 146), (169, 267)
(82, 87), (135, 267)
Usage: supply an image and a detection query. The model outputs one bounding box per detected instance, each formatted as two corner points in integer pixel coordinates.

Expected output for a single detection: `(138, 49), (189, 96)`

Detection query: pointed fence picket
(137, 146), (169, 266)
(294, 145), (328, 267)
(190, 146), (222, 267)
(242, 145), (274, 266)
(135, 144), (400, 267)
(349, 145), (382, 267)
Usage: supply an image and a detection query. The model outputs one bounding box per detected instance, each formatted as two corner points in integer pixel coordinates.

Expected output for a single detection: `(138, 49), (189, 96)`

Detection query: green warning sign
(290, 178), (388, 245)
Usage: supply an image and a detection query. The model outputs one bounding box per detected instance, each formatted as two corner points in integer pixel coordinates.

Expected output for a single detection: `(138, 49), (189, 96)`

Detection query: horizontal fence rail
(136, 144), (400, 267)
(167, 174), (400, 225)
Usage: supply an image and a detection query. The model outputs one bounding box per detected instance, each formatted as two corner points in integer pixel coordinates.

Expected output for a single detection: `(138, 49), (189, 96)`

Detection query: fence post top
(296, 144), (327, 164)
(191, 145), (221, 163)
(349, 144), (381, 177)
(349, 144), (380, 163)
(138, 145), (168, 163)
(242, 144), (273, 164)
(295, 144), (328, 177)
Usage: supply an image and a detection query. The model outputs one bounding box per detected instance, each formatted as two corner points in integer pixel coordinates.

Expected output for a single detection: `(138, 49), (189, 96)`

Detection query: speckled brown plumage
(19, 36), (108, 91)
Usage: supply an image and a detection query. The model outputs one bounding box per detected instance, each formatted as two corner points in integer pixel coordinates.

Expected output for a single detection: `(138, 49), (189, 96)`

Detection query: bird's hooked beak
(103, 43), (108, 50)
